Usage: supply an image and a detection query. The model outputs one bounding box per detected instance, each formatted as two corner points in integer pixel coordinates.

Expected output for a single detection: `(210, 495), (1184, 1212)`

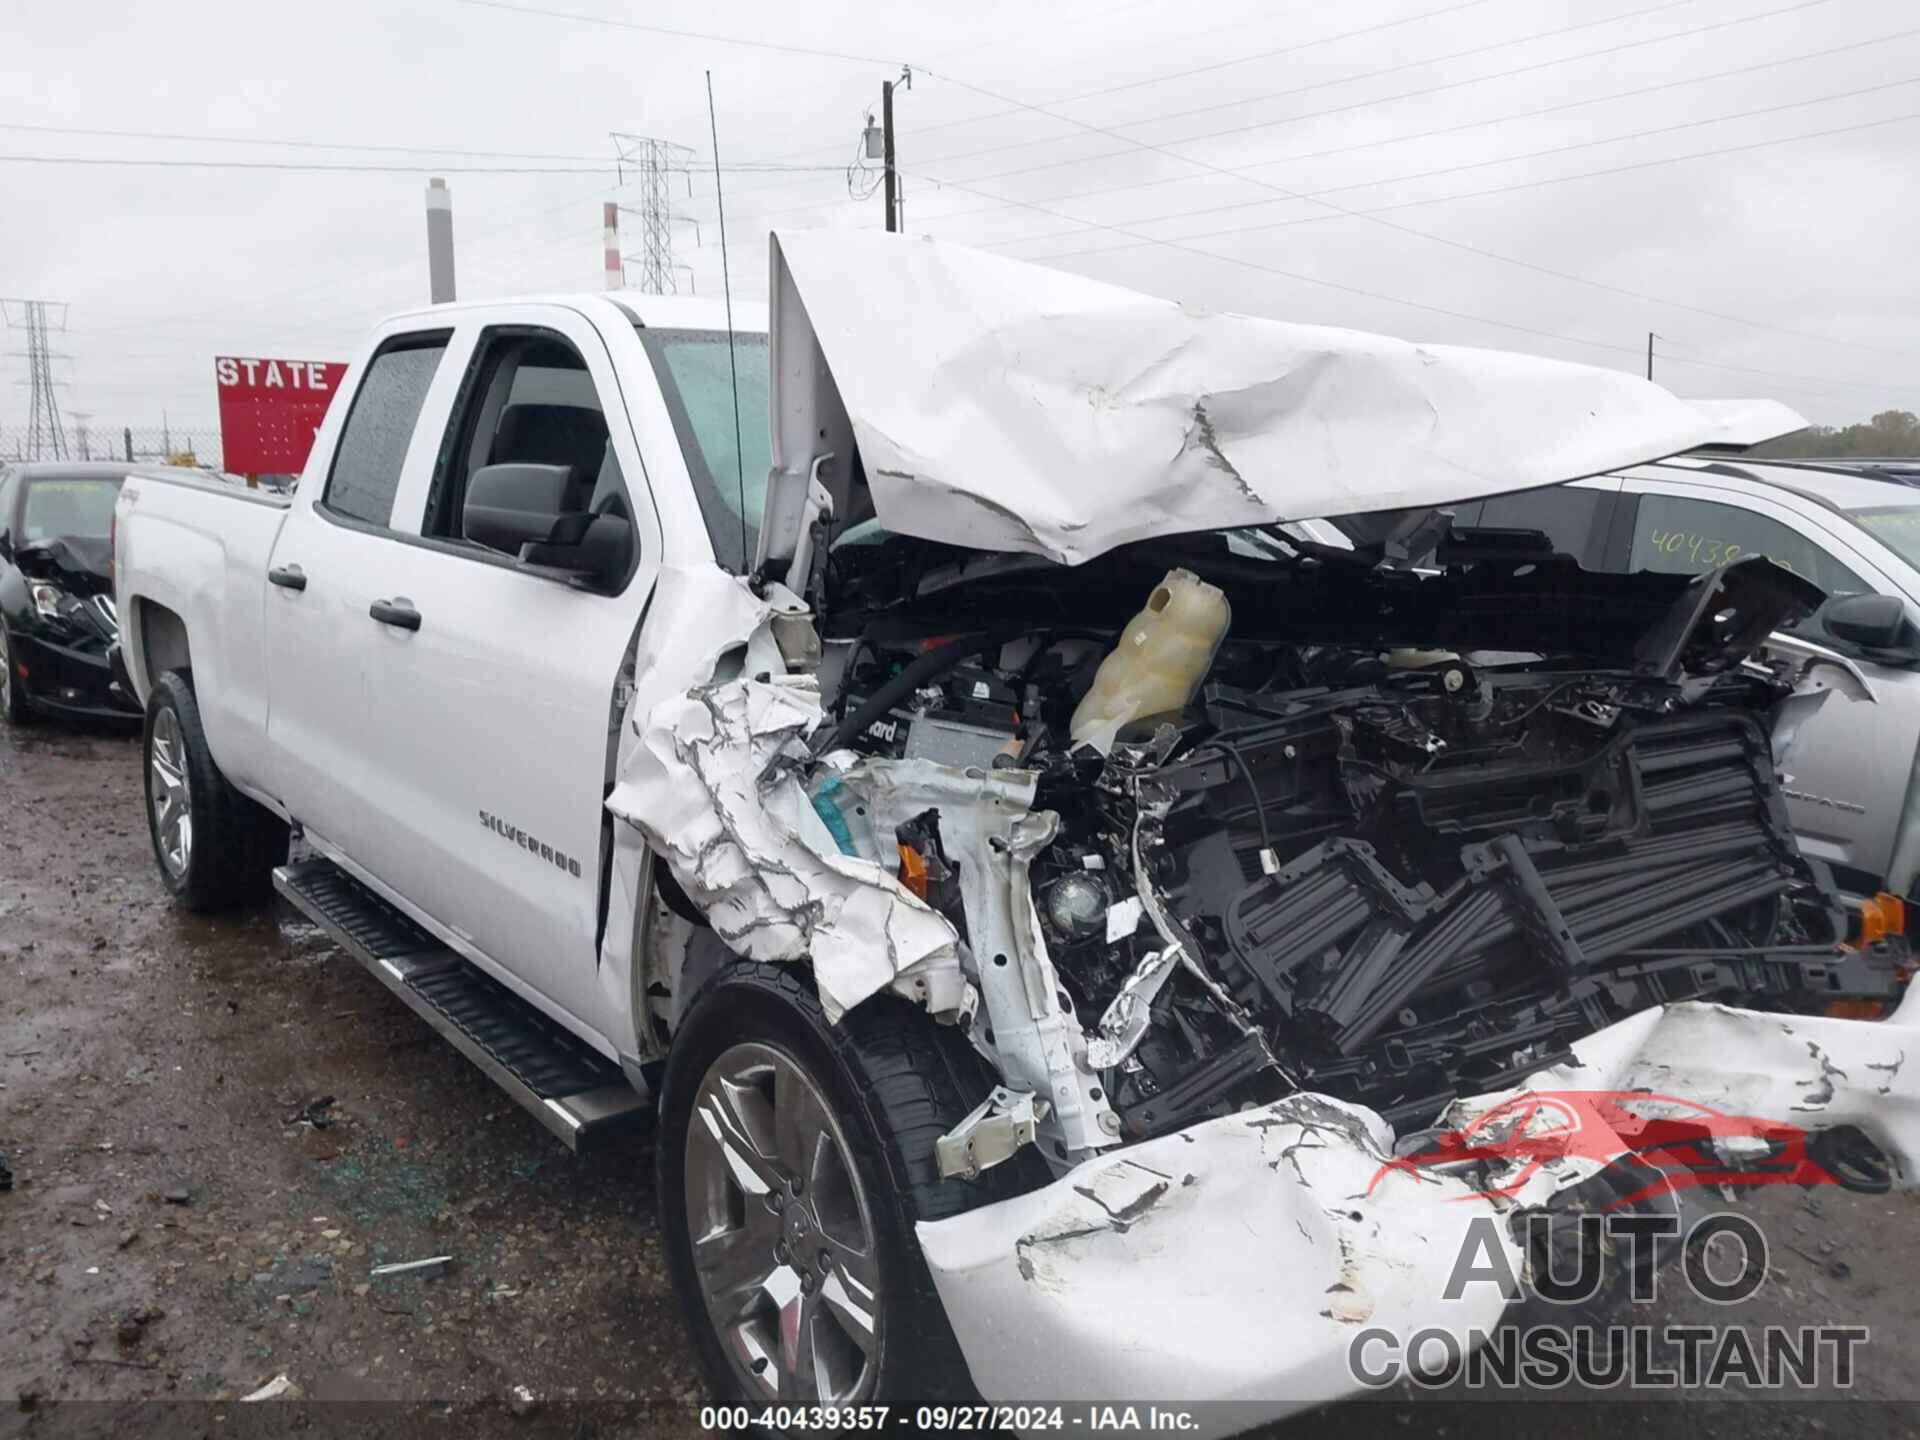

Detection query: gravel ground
(5, 719), (1920, 1438)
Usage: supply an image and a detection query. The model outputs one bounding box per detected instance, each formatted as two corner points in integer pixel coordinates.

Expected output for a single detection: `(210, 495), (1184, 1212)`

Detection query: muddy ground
(4, 719), (1920, 1438)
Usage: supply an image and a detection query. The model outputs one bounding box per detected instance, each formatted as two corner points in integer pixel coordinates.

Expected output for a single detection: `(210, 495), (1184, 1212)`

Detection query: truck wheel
(0, 625), (32, 725)
(143, 670), (288, 911)
(658, 963), (1006, 1408)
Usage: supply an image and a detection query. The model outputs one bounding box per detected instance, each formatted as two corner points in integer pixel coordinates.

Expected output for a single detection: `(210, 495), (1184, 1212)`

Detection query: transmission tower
(3, 298), (71, 459)
(609, 134), (696, 294)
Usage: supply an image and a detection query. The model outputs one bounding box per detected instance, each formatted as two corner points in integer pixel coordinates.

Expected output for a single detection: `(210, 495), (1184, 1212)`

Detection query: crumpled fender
(921, 1000), (1920, 1425)
(604, 567), (966, 1023)
(916, 1093), (1517, 1428)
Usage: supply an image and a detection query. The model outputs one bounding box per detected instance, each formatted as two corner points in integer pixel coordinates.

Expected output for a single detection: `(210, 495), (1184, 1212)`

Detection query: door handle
(369, 598), (422, 631)
(267, 564), (307, 592)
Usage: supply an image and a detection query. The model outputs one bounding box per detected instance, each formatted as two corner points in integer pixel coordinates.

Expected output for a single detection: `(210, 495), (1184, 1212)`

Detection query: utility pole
(610, 134), (695, 294)
(2, 298), (71, 460)
(882, 78), (898, 233)
(1646, 332), (1656, 381)
(878, 67), (912, 232)
(426, 178), (457, 303)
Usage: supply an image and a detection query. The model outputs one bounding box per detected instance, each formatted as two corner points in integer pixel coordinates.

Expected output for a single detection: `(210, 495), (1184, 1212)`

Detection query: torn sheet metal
(917, 1094), (1518, 1431)
(608, 670), (963, 1024)
(602, 564), (950, 1025)
(603, 567), (1116, 1147)
(924, 999), (1920, 1426)
(766, 229), (1763, 566)
(601, 569), (991, 1027)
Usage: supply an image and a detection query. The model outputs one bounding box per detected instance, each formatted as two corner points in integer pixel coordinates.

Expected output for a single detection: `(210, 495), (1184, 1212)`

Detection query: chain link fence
(0, 422), (225, 471)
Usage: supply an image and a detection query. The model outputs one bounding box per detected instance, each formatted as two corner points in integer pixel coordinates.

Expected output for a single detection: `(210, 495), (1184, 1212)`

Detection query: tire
(0, 624), (32, 725)
(657, 963), (1014, 1409)
(143, 669), (289, 911)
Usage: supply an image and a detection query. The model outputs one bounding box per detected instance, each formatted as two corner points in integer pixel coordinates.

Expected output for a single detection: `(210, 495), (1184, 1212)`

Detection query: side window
(423, 328), (631, 550)
(0, 470), (16, 545)
(1628, 494), (1867, 597)
(322, 334), (449, 529)
(1477, 487), (1609, 565)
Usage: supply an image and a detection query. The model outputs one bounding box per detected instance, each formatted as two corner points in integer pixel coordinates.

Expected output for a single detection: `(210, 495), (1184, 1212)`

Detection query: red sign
(214, 356), (348, 475)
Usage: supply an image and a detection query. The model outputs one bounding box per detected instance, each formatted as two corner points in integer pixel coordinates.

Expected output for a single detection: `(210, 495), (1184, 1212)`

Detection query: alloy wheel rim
(149, 708), (193, 877)
(0, 628), (11, 711)
(685, 1040), (882, 1403)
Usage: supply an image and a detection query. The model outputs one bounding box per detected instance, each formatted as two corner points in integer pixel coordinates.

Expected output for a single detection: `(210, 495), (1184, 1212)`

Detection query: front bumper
(12, 627), (139, 718)
(917, 994), (1920, 1431)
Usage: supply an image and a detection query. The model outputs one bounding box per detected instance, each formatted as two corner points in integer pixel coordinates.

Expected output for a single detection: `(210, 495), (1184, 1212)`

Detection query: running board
(272, 858), (650, 1153)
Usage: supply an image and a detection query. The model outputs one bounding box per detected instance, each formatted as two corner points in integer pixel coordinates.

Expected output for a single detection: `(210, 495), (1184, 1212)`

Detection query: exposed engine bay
(795, 529), (1907, 1164)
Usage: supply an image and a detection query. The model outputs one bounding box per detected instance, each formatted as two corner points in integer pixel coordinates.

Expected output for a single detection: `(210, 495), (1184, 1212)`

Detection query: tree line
(1751, 409), (1920, 459)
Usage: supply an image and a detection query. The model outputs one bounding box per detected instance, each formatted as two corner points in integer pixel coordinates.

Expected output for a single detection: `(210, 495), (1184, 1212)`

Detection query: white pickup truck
(115, 232), (1920, 1425)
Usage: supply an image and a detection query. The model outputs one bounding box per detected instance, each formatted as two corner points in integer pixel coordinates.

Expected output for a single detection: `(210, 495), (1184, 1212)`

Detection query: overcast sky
(3, 0), (1917, 452)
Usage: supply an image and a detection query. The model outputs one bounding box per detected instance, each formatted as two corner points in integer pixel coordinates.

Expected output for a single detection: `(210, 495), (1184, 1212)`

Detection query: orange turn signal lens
(1826, 998), (1887, 1020)
(898, 842), (929, 900)
(1859, 891), (1907, 945)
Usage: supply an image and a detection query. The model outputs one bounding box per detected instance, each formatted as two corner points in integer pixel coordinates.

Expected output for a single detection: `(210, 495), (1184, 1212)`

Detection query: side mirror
(1825, 592), (1910, 651)
(463, 462), (630, 587)
(464, 463), (586, 553)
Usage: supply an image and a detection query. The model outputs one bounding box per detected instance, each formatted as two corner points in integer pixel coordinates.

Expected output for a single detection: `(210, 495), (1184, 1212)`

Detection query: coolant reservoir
(1070, 569), (1231, 753)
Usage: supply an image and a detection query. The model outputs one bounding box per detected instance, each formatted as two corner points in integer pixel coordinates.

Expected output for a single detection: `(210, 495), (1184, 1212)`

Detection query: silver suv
(1301, 457), (1920, 902)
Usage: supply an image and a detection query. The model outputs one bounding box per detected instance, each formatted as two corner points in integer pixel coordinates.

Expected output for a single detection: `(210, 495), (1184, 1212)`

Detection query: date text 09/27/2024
(697, 1406), (1201, 1431)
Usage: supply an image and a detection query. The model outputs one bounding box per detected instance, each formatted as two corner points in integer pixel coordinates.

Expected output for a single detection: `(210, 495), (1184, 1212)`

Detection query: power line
(904, 0), (1515, 147)
(0, 150), (848, 176)
(915, 0), (1848, 205)
(1020, 105), (1920, 266)
(934, 73), (1920, 302)
(80, 173), (642, 339)
(744, 0), (1515, 167)
(920, 0), (1727, 172)
(907, 26), (1915, 231)
(453, 0), (904, 67)
(714, 0), (1852, 233)
(0, 120), (614, 162)
(870, 148), (1916, 398)
(0, 154), (614, 174)
(880, 60), (1920, 362)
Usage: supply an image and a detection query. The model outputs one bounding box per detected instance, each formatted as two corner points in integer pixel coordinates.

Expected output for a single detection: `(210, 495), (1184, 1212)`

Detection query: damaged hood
(763, 229), (1771, 566)
(19, 535), (113, 595)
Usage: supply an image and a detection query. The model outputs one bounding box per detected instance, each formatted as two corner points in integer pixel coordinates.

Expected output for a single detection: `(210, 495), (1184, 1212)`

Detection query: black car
(0, 461), (140, 723)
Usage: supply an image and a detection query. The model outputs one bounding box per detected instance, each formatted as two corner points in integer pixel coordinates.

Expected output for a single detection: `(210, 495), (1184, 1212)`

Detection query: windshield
(21, 476), (122, 543)
(1847, 503), (1920, 574)
(637, 327), (770, 573)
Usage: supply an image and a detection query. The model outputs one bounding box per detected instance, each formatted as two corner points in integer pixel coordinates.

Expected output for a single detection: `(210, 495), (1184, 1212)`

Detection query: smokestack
(603, 202), (622, 290)
(426, 178), (456, 303)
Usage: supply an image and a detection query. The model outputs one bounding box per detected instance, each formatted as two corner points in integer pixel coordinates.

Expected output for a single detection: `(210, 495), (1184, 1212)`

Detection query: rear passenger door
(264, 329), (454, 858)
(351, 306), (663, 1044)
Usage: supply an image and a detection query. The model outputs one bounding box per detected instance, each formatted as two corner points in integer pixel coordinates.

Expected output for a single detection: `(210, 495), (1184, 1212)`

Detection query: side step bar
(272, 858), (650, 1153)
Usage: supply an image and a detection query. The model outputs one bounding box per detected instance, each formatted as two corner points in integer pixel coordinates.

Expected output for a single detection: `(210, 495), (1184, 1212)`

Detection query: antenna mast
(705, 75), (750, 577)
